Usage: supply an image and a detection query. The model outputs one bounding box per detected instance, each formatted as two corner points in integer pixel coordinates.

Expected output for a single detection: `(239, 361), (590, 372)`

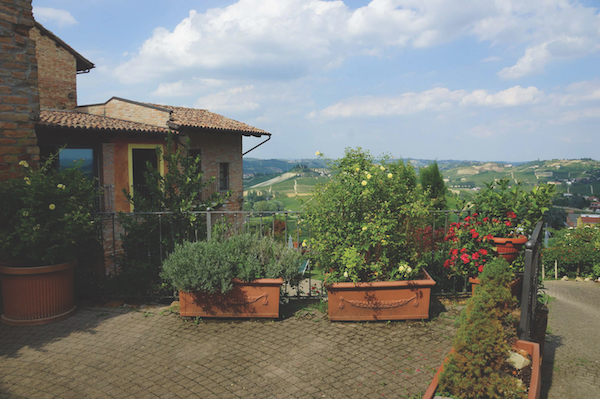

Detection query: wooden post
(542, 262), (545, 280)
(555, 260), (558, 280)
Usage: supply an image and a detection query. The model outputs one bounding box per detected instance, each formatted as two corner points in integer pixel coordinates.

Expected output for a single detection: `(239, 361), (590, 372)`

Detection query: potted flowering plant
(0, 157), (99, 326)
(303, 148), (435, 321)
(161, 233), (304, 318)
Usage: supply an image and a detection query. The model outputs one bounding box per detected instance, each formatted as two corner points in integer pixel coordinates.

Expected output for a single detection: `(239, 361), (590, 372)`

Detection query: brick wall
(78, 98), (170, 128)
(30, 26), (77, 110)
(187, 130), (243, 211)
(0, 0), (39, 180)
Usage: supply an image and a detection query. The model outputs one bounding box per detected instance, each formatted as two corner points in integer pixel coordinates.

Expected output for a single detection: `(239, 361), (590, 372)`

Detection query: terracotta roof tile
(145, 103), (269, 136)
(38, 110), (168, 134)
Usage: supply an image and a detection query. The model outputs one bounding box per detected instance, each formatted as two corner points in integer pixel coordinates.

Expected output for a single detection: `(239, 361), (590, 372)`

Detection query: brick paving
(0, 300), (460, 398)
(542, 280), (600, 399)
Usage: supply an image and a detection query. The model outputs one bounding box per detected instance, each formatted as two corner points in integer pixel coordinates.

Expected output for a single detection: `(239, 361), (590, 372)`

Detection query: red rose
(460, 248), (467, 253)
(479, 249), (488, 256)
(461, 253), (470, 264)
(483, 217), (489, 222)
(507, 211), (517, 219)
(451, 248), (459, 256)
(470, 229), (479, 239)
(444, 260), (451, 268)
(472, 252), (480, 260)
(505, 221), (512, 227)
(493, 218), (499, 223)
(478, 265), (484, 273)
(472, 213), (478, 218)
(464, 216), (471, 222)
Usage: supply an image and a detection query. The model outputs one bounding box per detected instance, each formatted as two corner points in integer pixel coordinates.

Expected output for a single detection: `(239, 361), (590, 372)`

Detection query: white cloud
(460, 86), (544, 107)
(152, 78), (224, 97)
(194, 85), (260, 112)
(550, 80), (600, 106)
(555, 107), (600, 123)
(314, 85), (543, 119)
(113, 0), (600, 84)
(315, 88), (467, 118)
(33, 7), (77, 27)
(481, 56), (502, 63)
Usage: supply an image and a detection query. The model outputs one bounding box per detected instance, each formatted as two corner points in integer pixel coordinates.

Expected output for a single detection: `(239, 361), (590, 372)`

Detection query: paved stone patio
(542, 280), (600, 399)
(0, 300), (460, 398)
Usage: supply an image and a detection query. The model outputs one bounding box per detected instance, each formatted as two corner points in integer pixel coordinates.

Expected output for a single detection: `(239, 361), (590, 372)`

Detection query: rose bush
(302, 148), (431, 284)
(0, 157), (99, 266)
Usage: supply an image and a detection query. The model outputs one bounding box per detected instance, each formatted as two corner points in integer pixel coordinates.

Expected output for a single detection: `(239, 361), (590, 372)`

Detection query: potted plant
(0, 158), (99, 326)
(424, 257), (541, 399)
(161, 233), (303, 318)
(444, 179), (553, 292)
(303, 148), (435, 321)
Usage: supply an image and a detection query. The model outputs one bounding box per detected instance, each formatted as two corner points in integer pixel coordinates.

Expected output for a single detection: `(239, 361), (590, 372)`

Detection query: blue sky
(32, 0), (600, 162)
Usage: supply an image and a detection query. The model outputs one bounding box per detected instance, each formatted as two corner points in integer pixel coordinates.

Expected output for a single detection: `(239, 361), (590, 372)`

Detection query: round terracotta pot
(492, 236), (528, 263)
(0, 259), (77, 326)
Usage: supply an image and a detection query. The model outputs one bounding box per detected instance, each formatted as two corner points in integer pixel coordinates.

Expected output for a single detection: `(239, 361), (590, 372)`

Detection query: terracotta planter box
(326, 269), (436, 321)
(492, 235), (528, 263)
(0, 260), (77, 326)
(423, 339), (541, 399)
(469, 275), (523, 298)
(179, 278), (283, 318)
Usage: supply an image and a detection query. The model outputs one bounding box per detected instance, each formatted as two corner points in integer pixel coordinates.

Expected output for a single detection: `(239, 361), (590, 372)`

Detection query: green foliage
(109, 133), (227, 295)
(552, 194), (590, 209)
(161, 233), (304, 294)
(438, 257), (526, 399)
(542, 226), (600, 278)
(420, 161), (447, 210)
(543, 207), (567, 230)
(0, 156), (99, 266)
(468, 178), (554, 237)
(302, 148), (431, 283)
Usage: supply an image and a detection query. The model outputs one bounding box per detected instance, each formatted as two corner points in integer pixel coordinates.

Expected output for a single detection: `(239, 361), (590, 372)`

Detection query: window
(127, 144), (164, 211)
(219, 163), (229, 191)
(40, 146), (96, 179)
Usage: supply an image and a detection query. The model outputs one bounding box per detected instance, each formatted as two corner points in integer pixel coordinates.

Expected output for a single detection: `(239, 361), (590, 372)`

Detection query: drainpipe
(242, 134), (271, 156)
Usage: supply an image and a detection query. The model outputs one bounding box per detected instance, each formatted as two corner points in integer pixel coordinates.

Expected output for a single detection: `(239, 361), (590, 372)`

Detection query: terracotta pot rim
(327, 269), (435, 290)
(0, 259), (77, 276)
(231, 277), (284, 286)
(491, 235), (528, 244)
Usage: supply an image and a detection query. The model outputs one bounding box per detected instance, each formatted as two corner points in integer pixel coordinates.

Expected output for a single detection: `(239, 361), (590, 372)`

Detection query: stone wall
(0, 0), (38, 180)
(78, 98), (171, 128)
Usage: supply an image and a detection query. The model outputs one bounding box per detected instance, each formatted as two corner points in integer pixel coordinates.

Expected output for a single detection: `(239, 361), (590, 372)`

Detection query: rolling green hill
(243, 158), (600, 211)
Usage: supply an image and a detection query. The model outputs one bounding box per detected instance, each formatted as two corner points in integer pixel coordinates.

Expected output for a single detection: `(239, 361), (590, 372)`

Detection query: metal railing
(519, 220), (544, 341)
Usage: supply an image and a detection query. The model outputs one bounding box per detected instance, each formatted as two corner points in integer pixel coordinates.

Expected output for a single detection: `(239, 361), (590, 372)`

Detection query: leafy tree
(544, 207), (567, 229)
(253, 200), (269, 212)
(420, 161), (447, 210)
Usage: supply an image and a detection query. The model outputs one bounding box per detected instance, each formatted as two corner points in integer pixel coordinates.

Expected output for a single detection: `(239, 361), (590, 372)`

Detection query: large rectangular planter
(423, 340), (541, 399)
(179, 278), (283, 318)
(327, 269), (436, 321)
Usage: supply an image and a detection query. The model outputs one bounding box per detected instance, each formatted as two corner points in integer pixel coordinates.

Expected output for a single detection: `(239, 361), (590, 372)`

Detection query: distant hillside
(243, 158), (328, 175)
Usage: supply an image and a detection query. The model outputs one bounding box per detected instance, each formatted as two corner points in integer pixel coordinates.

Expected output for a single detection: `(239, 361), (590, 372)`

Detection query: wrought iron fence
(519, 220), (544, 341)
(97, 209), (477, 299)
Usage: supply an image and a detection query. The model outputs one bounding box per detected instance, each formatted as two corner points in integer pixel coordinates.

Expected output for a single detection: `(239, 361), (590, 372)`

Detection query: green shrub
(543, 226), (600, 278)
(438, 257), (526, 399)
(161, 233), (304, 294)
(303, 148), (430, 284)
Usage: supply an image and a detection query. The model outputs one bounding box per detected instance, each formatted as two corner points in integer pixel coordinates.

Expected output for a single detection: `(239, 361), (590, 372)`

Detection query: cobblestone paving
(0, 301), (460, 398)
(542, 281), (600, 399)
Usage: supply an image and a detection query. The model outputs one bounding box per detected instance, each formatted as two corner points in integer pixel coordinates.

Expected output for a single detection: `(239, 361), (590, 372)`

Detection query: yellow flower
(355, 168), (360, 172)
(366, 174), (372, 179)
(24, 177), (31, 185)
(362, 226), (367, 231)
(387, 173), (393, 178)
(57, 184), (65, 190)
(302, 240), (307, 247)
(18, 160), (29, 168)
(49, 204), (56, 210)
(343, 271), (349, 278)
(380, 165), (385, 171)
(315, 151), (322, 156)
(361, 180), (367, 186)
